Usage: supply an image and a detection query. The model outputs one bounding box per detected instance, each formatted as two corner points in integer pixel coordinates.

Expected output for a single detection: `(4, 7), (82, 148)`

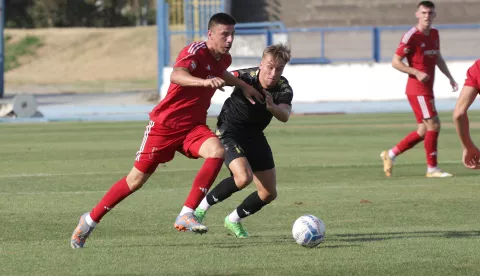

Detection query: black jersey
(217, 67), (293, 134)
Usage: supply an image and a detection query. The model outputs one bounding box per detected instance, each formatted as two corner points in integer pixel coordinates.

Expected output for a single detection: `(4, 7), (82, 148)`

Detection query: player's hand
(415, 71), (430, 83)
(462, 146), (480, 169)
(242, 85), (264, 104)
(450, 79), (459, 92)
(264, 89), (274, 110)
(203, 77), (225, 91)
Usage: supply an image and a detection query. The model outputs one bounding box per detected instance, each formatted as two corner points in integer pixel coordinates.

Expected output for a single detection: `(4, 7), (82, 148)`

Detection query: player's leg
(380, 95), (426, 176)
(195, 128), (253, 221)
(224, 136), (275, 238)
(71, 121), (176, 248)
(174, 125), (224, 233)
(224, 168), (276, 238)
(423, 114), (452, 177)
(196, 154), (253, 222)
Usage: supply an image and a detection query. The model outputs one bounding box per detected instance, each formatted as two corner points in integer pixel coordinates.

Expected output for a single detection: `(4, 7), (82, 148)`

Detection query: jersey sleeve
(173, 47), (199, 73)
(396, 32), (415, 58)
(231, 68), (256, 84)
(276, 78), (294, 106)
(464, 60), (480, 89)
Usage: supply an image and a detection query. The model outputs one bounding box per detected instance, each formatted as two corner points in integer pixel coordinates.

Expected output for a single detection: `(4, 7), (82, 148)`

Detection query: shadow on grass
(331, 230), (480, 243)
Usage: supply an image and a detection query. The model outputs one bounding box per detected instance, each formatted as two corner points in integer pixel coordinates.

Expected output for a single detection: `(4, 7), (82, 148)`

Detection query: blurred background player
(453, 59), (480, 169)
(380, 1), (458, 178)
(70, 13), (264, 249)
(194, 44), (293, 238)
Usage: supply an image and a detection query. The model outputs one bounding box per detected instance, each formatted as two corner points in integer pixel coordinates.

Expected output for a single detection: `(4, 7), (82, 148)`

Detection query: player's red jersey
(149, 41), (232, 129)
(396, 27), (440, 96)
(464, 59), (480, 90)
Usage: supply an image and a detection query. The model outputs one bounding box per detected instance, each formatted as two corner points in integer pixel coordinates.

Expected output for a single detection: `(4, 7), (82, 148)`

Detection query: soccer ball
(292, 214), (325, 248)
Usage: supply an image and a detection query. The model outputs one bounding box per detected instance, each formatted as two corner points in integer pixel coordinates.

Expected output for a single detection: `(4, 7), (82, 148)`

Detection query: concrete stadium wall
(160, 60), (476, 104)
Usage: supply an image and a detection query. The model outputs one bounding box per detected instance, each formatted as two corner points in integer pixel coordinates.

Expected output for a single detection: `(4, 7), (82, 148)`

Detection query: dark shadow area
(232, 0), (281, 23)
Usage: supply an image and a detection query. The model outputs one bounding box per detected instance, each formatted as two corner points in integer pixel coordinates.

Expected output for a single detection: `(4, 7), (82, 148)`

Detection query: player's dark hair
(262, 44), (291, 63)
(417, 1), (435, 9)
(208, 13), (236, 30)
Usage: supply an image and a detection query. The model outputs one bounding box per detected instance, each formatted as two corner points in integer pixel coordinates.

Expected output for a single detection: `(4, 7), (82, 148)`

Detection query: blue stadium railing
(167, 23), (480, 66)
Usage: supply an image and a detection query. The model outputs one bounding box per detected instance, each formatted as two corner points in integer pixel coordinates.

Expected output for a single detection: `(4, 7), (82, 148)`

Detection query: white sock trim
(86, 214), (97, 227)
(228, 210), (241, 223)
(198, 197), (211, 211)
(388, 149), (396, 160)
(179, 206), (194, 216)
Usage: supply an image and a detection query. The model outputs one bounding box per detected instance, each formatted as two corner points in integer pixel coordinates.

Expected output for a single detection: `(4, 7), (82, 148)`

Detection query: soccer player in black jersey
(194, 44), (293, 238)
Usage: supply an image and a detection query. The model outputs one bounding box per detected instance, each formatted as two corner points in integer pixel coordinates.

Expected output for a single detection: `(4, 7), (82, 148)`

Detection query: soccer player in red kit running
(453, 59), (480, 169)
(380, 1), (458, 178)
(70, 13), (263, 249)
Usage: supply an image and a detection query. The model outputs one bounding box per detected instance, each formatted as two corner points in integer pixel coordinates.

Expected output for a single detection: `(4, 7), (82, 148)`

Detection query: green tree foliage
(5, 0), (157, 28)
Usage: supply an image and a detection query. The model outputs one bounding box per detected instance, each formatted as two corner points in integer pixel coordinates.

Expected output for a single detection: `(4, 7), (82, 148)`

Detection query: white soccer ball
(292, 214), (325, 248)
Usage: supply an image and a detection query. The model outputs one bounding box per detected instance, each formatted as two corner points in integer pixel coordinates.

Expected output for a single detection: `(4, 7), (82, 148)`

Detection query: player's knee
(258, 189), (277, 203)
(126, 170), (149, 191)
(234, 172), (253, 189)
(417, 125), (427, 137)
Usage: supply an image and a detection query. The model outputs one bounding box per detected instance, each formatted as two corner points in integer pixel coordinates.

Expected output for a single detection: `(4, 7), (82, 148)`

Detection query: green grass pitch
(1, 111), (480, 276)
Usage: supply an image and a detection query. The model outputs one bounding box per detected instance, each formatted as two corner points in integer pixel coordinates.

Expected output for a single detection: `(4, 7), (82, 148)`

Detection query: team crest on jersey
(206, 64), (211, 71)
(190, 61), (196, 70)
(250, 71), (256, 77)
(424, 50), (439, 57)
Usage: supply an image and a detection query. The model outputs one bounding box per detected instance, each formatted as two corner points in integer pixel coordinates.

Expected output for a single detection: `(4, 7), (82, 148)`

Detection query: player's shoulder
(232, 67), (259, 78)
(277, 76), (293, 93)
(181, 41), (207, 56)
(401, 26), (419, 44)
(472, 59), (480, 71)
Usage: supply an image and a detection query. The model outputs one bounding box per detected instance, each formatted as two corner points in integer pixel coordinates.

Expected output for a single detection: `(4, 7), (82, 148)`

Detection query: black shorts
(215, 126), (275, 172)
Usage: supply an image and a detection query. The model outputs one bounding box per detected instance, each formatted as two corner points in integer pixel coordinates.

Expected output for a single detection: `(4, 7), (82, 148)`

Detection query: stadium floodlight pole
(0, 0), (4, 98)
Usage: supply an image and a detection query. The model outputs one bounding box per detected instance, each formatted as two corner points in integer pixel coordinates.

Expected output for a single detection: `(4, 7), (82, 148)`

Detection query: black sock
(236, 192), (267, 218)
(206, 176), (239, 206)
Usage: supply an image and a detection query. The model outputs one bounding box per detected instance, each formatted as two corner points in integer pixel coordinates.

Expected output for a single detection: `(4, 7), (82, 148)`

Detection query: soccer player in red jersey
(453, 59), (480, 169)
(70, 13), (263, 249)
(380, 1), (458, 178)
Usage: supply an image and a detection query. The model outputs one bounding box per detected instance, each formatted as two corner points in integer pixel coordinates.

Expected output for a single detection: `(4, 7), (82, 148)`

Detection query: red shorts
(407, 95), (437, 123)
(134, 121), (217, 174)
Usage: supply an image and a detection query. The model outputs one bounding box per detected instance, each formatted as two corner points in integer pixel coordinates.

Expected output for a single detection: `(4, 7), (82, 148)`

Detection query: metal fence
(166, 23), (480, 65)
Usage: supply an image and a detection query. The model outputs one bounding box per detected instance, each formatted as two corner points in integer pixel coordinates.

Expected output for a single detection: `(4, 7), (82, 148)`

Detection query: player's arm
(391, 54), (417, 75)
(170, 67), (207, 87)
(265, 83), (293, 123)
(222, 70), (249, 88)
(266, 99), (292, 123)
(436, 53), (458, 91)
(453, 85), (478, 149)
(223, 70), (264, 104)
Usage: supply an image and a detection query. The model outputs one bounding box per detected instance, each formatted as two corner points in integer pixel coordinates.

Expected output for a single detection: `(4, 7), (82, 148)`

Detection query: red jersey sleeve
(396, 29), (416, 58)
(465, 60), (480, 89)
(173, 45), (200, 73)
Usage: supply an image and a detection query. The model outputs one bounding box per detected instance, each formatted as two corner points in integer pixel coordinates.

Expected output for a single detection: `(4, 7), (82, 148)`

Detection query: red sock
(392, 131), (424, 155)
(184, 158), (223, 209)
(90, 177), (133, 223)
(424, 131), (439, 168)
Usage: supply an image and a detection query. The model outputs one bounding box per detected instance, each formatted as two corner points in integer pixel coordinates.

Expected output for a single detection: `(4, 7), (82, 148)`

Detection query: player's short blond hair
(262, 44), (291, 64)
